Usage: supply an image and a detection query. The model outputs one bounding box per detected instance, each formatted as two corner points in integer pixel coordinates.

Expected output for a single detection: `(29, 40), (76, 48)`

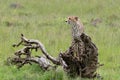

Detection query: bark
(61, 33), (100, 78)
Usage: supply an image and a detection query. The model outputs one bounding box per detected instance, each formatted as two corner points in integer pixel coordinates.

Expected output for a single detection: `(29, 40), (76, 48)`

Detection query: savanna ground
(0, 0), (120, 80)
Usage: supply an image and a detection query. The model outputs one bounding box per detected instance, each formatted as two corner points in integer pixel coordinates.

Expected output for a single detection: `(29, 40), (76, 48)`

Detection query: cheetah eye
(68, 17), (71, 20)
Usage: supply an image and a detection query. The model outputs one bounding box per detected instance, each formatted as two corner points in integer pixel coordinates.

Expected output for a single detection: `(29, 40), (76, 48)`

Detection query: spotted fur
(66, 16), (84, 40)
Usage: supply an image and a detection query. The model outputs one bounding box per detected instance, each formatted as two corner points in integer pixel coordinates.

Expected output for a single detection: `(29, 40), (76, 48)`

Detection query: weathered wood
(7, 56), (56, 70)
(61, 33), (100, 78)
(7, 34), (63, 70)
(7, 33), (101, 78)
(13, 34), (60, 65)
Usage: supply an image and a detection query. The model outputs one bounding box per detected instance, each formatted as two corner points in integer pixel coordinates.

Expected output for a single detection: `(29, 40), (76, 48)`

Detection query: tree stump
(61, 33), (99, 78)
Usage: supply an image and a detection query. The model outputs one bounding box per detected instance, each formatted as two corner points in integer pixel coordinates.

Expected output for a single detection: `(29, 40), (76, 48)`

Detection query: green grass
(0, 0), (120, 80)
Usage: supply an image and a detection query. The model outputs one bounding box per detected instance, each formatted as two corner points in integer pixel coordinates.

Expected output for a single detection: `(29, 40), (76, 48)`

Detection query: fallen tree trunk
(7, 33), (101, 78)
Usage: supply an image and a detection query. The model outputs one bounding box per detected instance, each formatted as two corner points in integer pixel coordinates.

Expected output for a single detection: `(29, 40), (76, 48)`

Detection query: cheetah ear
(75, 16), (78, 21)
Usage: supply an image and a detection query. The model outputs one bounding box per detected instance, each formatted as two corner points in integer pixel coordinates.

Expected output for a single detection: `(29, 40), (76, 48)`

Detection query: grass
(0, 0), (120, 80)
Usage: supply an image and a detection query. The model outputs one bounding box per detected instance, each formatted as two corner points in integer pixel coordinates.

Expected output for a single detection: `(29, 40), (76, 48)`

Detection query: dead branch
(13, 34), (60, 65)
(7, 56), (56, 70)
